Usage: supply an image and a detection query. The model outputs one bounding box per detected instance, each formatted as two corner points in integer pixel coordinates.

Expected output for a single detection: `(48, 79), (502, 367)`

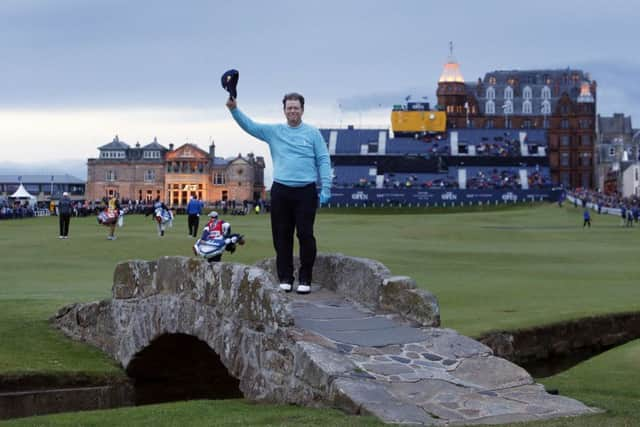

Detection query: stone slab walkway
(289, 287), (598, 426)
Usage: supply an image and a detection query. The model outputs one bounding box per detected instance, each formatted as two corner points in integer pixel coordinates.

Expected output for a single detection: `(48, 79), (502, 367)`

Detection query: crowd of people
(568, 188), (640, 227)
(0, 199), (36, 219)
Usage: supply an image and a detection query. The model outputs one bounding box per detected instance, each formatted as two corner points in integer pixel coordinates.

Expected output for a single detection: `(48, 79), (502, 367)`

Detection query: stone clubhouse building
(86, 136), (266, 206)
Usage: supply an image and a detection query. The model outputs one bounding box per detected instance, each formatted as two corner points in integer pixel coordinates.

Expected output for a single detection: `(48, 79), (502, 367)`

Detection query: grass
(0, 204), (639, 425)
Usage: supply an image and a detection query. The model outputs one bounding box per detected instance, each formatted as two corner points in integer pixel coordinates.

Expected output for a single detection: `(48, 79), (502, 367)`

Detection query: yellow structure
(391, 108), (447, 135)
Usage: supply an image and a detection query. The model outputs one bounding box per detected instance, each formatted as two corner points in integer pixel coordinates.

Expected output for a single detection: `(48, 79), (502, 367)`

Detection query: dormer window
(485, 100), (495, 115)
(522, 100), (532, 114)
(100, 150), (126, 159)
(541, 100), (551, 114)
(504, 86), (514, 100)
(143, 150), (161, 159)
(541, 86), (551, 99)
(523, 86), (532, 99)
(488, 76), (496, 85)
(486, 86), (495, 100)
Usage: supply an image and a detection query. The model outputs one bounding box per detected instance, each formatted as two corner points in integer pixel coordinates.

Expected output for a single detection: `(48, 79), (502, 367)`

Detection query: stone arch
(127, 332), (242, 404)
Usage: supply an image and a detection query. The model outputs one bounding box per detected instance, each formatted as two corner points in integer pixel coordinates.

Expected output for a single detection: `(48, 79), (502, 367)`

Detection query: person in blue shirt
(583, 208), (591, 228)
(186, 195), (203, 237)
(226, 93), (331, 294)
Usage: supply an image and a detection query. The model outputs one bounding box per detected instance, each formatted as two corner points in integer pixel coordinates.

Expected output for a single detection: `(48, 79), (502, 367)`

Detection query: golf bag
(154, 207), (173, 227)
(97, 209), (119, 226)
(193, 233), (245, 262)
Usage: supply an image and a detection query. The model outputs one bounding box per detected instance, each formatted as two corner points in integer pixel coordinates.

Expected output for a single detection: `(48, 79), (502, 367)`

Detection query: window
(561, 135), (570, 147)
(523, 119), (532, 129)
(541, 86), (551, 99)
(504, 86), (514, 100)
(579, 119), (591, 129)
(144, 169), (155, 182)
(214, 173), (225, 185)
(100, 151), (125, 159)
(581, 173), (590, 188)
(368, 142), (378, 153)
(486, 86), (495, 100)
(143, 151), (161, 159)
(523, 86), (532, 99)
(560, 152), (570, 167)
(581, 134), (591, 146)
(609, 147), (615, 156)
(505, 117), (512, 128)
(541, 100), (551, 115)
(488, 76), (496, 85)
(561, 119), (569, 129)
(543, 118), (550, 129)
(503, 100), (513, 114)
(485, 100), (495, 114)
(522, 100), (532, 114)
(485, 119), (494, 129)
(106, 170), (116, 181)
(561, 172), (570, 187)
(580, 152), (592, 167)
(560, 104), (569, 114)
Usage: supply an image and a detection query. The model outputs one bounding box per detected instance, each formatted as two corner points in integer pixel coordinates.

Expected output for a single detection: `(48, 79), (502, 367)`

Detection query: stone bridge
(52, 254), (596, 425)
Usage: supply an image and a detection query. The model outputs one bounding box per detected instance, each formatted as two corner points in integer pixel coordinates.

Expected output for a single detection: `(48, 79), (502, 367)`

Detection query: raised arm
(226, 97), (270, 142)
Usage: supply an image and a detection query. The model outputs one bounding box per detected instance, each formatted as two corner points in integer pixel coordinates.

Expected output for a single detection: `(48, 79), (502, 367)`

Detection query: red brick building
(87, 136), (265, 205)
(437, 56), (596, 189)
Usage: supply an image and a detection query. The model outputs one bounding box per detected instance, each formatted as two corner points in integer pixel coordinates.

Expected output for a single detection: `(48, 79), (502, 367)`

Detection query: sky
(1, 0), (639, 182)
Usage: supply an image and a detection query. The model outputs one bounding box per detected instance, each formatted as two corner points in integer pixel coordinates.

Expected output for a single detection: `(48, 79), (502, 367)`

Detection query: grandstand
(320, 125), (556, 205)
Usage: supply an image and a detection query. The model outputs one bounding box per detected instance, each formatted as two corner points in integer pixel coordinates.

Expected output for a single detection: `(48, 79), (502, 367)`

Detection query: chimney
(209, 140), (216, 159)
(169, 143), (174, 151)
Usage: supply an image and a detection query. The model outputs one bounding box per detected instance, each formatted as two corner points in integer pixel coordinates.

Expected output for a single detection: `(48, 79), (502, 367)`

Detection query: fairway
(1, 204), (639, 426)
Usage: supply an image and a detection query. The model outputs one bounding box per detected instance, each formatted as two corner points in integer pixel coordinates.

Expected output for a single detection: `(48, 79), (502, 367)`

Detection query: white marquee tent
(9, 183), (37, 207)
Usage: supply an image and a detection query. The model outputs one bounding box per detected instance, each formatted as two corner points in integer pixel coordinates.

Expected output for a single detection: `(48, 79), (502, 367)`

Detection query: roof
(9, 183), (34, 198)
(598, 114), (634, 135)
(142, 137), (168, 151)
(469, 68), (594, 114)
(211, 157), (228, 167)
(0, 174), (85, 184)
(99, 135), (130, 150)
(439, 60), (464, 83)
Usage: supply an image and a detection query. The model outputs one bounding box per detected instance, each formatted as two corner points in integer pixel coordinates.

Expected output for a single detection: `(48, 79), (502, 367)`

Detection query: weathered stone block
(112, 260), (157, 299)
(380, 275), (440, 327)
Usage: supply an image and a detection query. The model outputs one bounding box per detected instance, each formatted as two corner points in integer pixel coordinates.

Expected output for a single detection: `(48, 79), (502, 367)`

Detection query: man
(58, 192), (73, 239)
(199, 211), (230, 262)
(226, 92), (331, 294)
(583, 207), (591, 228)
(106, 195), (121, 240)
(186, 195), (203, 237)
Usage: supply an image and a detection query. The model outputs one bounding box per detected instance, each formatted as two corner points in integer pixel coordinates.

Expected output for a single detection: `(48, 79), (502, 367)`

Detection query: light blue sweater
(230, 108), (331, 191)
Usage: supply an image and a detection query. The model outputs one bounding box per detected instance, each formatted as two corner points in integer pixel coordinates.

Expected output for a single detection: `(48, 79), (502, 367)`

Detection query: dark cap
(221, 69), (239, 99)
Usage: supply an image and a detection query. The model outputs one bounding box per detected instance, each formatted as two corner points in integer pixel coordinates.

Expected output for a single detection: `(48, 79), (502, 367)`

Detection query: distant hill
(0, 159), (87, 181)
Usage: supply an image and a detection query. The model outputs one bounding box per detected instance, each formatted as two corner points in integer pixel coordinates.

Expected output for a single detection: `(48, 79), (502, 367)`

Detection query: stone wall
(480, 311), (640, 366)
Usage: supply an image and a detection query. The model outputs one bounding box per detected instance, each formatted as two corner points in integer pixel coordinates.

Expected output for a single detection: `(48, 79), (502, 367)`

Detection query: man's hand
(226, 97), (237, 110)
(319, 188), (331, 205)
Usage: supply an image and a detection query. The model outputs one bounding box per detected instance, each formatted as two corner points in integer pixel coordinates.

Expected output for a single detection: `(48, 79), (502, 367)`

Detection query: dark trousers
(188, 214), (199, 237)
(59, 213), (71, 236)
(270, 182), (317, 284)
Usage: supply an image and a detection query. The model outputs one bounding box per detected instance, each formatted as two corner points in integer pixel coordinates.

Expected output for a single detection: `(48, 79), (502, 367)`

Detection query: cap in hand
(221, 69), (239, 99)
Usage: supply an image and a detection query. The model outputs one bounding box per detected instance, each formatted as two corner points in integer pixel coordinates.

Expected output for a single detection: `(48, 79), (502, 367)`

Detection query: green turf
(0, 204), (639, 425)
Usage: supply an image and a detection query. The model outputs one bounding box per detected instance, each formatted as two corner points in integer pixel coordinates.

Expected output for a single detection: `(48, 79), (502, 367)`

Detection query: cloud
(337, 89), (435, 112)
